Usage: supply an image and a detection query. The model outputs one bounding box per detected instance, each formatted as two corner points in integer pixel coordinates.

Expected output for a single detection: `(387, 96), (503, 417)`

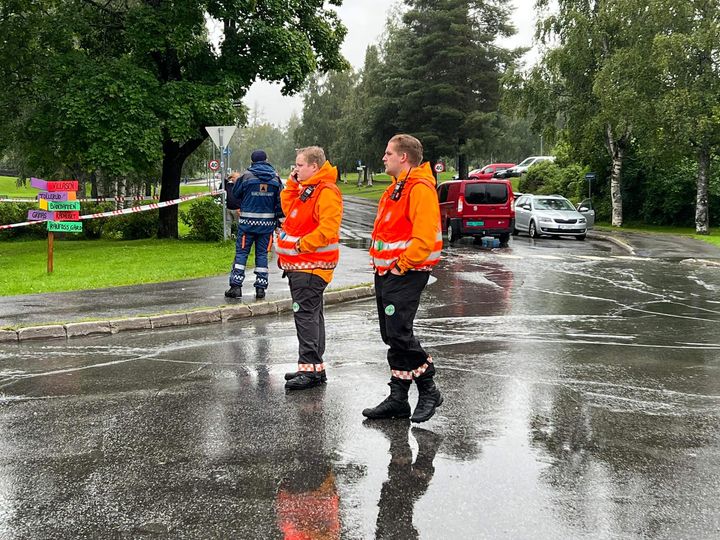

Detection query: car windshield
(535, 198), (575, 211)
(516, 158), (535, 167)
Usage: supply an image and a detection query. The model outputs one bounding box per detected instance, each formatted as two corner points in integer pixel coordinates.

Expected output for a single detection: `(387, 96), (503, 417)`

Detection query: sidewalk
(0, 244), (375, 342)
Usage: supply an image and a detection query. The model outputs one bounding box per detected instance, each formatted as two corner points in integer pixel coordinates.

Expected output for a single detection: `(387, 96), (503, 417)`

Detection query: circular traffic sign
(434, 162), (445, 173)
(209, 160), (220, 171)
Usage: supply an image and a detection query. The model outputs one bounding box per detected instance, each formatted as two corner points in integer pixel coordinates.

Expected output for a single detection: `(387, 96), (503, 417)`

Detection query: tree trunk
(158, 136), (205, 238)
(695, 144), (710, 235)
(604, 124), (627, 227)
(457, 136), (468, 179)
(429, 159), (438, 181)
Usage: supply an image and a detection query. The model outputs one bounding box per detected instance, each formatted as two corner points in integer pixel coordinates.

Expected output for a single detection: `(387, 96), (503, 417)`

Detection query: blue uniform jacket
(232, 162), (284, 234)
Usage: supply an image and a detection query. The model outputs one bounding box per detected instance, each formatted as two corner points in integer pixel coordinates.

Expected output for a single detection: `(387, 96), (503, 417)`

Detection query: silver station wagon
(513, 194), (593, 240)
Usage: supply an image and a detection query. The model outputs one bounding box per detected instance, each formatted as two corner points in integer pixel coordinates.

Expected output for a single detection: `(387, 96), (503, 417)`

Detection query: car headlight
(578, 218), (586, 223)
(538, 217), (553, 223)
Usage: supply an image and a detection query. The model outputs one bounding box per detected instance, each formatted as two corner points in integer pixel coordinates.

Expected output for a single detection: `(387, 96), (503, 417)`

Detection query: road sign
(48, 200), (80, 211)
(47, 221), (83, 233)
(47, 180), (78, 192)
(205, 125), (237, 150)
(585, 172), (596, 182)
(38, 191), (76, 201)
(223, 147), (233, 157)
(434, 162), (445, 173)
(27, 210), (53, 221)
(209, 160), (220, 171)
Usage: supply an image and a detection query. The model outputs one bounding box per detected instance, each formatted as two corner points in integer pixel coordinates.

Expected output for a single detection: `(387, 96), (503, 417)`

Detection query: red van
(437, 179), (515, 245)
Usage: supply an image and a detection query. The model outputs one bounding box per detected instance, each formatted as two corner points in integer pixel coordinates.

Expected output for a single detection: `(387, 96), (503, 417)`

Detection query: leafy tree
(390, 0), (520, 177)
(0, 0), (347, 237)
(651, 0), (720, 234)
(295, 69), (358, 172)
(506, 0), (661, 226)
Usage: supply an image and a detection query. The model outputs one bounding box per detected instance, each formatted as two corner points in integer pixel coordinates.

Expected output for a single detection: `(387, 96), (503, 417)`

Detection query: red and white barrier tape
(0, 190), (223, 230)
(1, 195), (163, 203)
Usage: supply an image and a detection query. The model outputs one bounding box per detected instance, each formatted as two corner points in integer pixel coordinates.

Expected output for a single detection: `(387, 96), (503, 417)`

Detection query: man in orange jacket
(363, 134), (444, 423)
(276, 146), (343, 391)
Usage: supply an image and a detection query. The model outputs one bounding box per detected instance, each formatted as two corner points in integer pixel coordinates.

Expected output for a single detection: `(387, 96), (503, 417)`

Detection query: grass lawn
(0, 176), (37, 198)
(595, 223), (720, 247)
(0, 238), (240, 295)
(1, 176), (213, 198)
(337, 171), (458, 201)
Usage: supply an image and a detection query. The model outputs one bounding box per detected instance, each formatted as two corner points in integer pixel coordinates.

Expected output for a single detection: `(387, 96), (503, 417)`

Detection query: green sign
(48, 200), (81, 211)
(47, 221), (83, 233)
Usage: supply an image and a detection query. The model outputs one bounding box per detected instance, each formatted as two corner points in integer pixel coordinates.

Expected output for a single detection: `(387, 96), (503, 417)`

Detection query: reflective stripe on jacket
(277, 180), (341, 272)
(370, 162), (442, 275)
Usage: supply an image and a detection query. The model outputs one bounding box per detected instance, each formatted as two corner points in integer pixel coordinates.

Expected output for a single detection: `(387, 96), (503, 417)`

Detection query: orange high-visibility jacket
(277, 161), (342, 278)
(370, 162), (442, 275)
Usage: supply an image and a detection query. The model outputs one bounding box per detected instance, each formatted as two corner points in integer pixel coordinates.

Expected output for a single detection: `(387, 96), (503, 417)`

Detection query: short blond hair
(389, 134), (423, 167)
(297, 146), (326, 168)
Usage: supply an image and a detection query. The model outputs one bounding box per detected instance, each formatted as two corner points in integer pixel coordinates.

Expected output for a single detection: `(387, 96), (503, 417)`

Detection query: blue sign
(223, 147), (233, 156)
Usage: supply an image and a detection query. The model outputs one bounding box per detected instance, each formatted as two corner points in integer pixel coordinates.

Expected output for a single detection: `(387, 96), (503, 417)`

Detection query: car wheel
(499, 233), (510, 246)
(575, 233), (586, 241)
(528, 220), (539, 239)
(448, 221), (460, 244)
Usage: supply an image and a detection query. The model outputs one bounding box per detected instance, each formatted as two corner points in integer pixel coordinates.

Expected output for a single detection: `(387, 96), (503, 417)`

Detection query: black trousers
(374, 271), (434, 378)
(288, 272), (328, 366)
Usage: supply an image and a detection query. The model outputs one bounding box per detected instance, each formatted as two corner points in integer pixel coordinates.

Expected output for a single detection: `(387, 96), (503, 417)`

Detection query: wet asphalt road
(2, 209), (720, 537)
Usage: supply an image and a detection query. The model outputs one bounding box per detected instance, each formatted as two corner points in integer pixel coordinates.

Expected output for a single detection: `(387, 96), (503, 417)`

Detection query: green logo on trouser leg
(292, 302), (300, 312)
(385, 304), (395, 316)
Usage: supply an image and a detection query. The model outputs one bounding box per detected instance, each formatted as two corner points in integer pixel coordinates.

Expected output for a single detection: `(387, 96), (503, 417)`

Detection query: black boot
(285, 370), (327, 382)
(285, 372), (325, 390)
(362, 379), (411, 419)
(411, 377), (443, 423)
(255, 288), (266, 299)
(224, 285), (242, 298)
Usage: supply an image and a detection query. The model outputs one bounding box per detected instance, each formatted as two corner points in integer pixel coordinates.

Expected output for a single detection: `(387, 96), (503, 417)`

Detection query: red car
(468, 163), (516, 180)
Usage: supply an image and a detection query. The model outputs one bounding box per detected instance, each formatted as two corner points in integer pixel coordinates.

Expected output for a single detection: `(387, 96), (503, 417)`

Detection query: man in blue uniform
(225, 149), (283, 300)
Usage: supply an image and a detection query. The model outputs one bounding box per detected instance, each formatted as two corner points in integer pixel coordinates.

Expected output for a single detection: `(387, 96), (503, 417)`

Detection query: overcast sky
(242, 0), (539, 126)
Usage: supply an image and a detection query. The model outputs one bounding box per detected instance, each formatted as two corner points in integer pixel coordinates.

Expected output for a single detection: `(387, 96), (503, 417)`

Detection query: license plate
(467, 221), (484, 227)
(560, 224), (577, 229)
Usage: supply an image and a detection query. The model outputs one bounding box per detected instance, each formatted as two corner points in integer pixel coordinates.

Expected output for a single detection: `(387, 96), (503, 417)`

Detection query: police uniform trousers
(374, 271), (435, 378)
(288, 272), (328, 366)
(230, 231), (271, 290)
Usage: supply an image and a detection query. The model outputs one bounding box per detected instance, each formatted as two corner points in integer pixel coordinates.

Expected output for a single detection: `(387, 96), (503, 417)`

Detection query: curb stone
(65, 321), (112, 338)
(220, 304), (253, 322)
(186, 309), (222, 325)
(0, 329), (18, 342)
(248, 302), (279, 317)
(6, 285), (375, 341)
(587, 231), (635, 255)
(150, 313), (189, 329)
(17, 325), (67, 341)
(110, 318), (152, 333)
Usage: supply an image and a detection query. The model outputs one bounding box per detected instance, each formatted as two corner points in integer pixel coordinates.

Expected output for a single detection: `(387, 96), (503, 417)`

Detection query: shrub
(77, 202), (115, 239)
(104, 203), (159, 240)
(519, 161), (560, 194)
(0, 202), (46, 240)
(181, 197), (224, 241)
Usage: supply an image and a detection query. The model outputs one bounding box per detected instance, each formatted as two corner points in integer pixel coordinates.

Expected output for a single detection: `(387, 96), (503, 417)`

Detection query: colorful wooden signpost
(28, 177), (82, 273)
